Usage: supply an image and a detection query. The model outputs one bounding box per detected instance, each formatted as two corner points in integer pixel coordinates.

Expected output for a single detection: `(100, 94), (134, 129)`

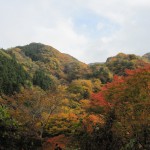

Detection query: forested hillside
(0, 49), (29, 95)
(8, 43), (89, 83)
(143, 52), (150, 62)
(0, 43), (149, 150)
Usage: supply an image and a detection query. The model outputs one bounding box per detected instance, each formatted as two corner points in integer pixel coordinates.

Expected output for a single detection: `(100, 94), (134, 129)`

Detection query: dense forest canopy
(0, 49), (29, 95)
(0, 43), (149, 150)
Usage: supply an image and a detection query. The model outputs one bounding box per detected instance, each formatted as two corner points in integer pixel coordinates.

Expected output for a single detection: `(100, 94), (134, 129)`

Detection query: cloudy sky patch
(0, 0), (150, 63)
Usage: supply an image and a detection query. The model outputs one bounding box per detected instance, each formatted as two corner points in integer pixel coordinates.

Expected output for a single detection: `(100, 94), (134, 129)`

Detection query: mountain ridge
(7, 43), (89, 83)
(1, 42), (149, 84)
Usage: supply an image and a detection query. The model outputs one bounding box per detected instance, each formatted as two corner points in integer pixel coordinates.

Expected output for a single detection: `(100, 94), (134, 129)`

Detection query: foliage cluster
(0, 44), (150, 149)
(0, 50), (29, 95)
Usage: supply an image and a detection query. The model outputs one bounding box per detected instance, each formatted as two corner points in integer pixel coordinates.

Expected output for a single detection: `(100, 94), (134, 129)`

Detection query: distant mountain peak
(142, 52), (150, 61)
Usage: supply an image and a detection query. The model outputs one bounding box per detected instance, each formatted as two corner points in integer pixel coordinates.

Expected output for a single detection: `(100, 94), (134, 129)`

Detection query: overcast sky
(0, 0), (150, 63)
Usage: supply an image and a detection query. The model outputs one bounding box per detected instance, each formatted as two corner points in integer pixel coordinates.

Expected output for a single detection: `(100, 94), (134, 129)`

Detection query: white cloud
(33, 19), (89, 58)
(0, 0), (150, 63)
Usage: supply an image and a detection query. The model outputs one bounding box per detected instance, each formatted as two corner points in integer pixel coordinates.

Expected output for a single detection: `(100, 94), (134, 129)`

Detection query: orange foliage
(91, 92), (109, 107)
(45, 134), (70, 150)
(82, 114), (104, 133)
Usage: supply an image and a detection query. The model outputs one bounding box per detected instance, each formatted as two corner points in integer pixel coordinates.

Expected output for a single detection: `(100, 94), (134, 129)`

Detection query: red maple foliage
(44, 134), (70, 150)
(91, 64), (150, 109)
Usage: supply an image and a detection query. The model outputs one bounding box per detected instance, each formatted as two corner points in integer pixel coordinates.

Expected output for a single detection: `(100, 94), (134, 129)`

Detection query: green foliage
(0, 105), (20, 149)
(33, 69), (57, 90)
(64, 62), (88, 81)
(89, 64), (113, 83)
(18, 43), (45, 61)
(0, 105), (13, 126)
(0, 50), (29, 95)
(107, 59), (134, 75)
(105, 53), (149, 76)
(9, 43), (89, 83)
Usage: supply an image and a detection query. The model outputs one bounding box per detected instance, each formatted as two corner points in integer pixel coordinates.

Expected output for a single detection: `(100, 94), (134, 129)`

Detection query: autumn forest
(0, 43), (150, 150)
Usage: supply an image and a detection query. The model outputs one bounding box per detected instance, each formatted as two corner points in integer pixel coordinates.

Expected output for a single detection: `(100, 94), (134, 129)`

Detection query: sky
(0, 0), (150, 63)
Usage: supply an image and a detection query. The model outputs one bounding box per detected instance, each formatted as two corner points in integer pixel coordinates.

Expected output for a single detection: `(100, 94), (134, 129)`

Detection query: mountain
(6, 43), (150, 84)
(0, 43), (150, 149)
(8, 43), (89, 83)
(142, 52), (150, 62)
(1, 42), (149, 88)
(87, 52), (149, 83)
(105, 53), (148, 75)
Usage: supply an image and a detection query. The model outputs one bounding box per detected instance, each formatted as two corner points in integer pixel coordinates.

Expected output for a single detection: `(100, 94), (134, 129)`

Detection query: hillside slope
(142, 52), (150, 62)
(7, 43), (150, 84)
(88, 53), (149, 83)
(8, 43), (89, 83)
(0, 49), (29, 95)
